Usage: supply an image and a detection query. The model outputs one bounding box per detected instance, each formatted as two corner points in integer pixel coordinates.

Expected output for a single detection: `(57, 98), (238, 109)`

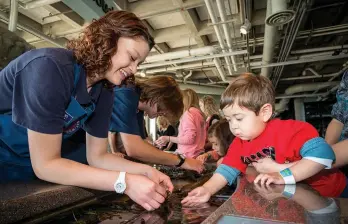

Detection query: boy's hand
(252, 157), (281, 173)
(181, 186), (211, 207)
(254, 172), (285, 185)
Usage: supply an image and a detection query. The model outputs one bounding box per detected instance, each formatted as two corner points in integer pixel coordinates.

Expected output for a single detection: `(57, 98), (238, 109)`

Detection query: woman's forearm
(325, 119), (343, 145)
(34, 157), (119, 191)
(108, 132), (118, 153)
(170, 134), (195, 145)
(89, 152), (152, 176)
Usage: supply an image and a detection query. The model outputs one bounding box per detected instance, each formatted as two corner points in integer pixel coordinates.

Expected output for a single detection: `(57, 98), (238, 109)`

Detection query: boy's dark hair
(208, 119), (235, 156)
(220, 73), (275, 115)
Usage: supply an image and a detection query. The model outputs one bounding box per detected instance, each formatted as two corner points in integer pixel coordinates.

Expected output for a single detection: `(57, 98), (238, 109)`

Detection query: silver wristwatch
(114, 172), (127, 194)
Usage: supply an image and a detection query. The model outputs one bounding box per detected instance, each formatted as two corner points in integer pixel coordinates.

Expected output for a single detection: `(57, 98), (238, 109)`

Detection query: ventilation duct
(265, 0), (295, 26)
(261, 0), (294, 77)
(145, 46), (217, 63)
(275, 82), (339, 113)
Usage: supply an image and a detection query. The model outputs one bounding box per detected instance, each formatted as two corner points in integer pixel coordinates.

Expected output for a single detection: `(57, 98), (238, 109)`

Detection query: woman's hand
(112, 152), (126, 158)
(125, 174), (168, 211)
(181, 158), (204, 173)
(181, 186), (211, 207)
(144, 167), (174, 192)
(196, 153), (209, 163)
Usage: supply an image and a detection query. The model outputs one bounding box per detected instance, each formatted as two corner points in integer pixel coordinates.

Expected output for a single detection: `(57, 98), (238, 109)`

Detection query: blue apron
(0, 63), (96, 182)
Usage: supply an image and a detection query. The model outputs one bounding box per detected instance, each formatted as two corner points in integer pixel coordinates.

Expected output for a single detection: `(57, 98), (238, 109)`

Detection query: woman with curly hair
(0, 10), (172, 211)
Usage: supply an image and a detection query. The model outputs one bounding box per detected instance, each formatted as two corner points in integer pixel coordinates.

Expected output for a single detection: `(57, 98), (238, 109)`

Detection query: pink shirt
(175, 107), (206, 158)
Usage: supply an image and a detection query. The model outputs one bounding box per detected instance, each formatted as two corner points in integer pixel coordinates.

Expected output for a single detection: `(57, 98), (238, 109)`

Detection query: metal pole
(252, 53), (348, 69)
(204, 0), (234, 78)
(0, 11), (64, 48)
(8, 0), (18, 32)
(139, 50), (247, 69)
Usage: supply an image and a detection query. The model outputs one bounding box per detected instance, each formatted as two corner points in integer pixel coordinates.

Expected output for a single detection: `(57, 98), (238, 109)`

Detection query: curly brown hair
(136, 76), (183, 123)
(67, 10), (154, 82)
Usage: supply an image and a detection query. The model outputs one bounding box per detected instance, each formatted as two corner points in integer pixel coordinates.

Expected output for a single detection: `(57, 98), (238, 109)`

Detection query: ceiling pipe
(216, 0), (238, 71)
(213, 58), (227, 82)
(291, 44), (348, 54)
(260, 0), (280, 77)
(0, 11), (64, 48)
(145, 46), (217, 63)
(183, 70), (193, 83)
(138, 50), (247, 69)
(252, 53), (348, 69)
(18, 0), (61, 9)
(312, 66), (348, 95)
(275, 82), (339, 113)
(302, 68), (321, 77)
(141, 61), (215, 74)
(204, 0), (234, 79)
(8, 0), (18, 32)
(275, 93), (325, 99)
(281, 74), (336, 81)
(179, 83), (225, 95)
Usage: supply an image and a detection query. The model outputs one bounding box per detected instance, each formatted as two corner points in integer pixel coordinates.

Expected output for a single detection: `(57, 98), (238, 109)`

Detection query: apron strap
(72, 63), (81, 96)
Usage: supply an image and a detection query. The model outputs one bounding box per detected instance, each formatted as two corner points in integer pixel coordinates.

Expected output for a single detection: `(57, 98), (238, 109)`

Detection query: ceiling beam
(153, 9), (266, 44)
(43, 2), (85, 29)
(172, 0), (208, 47)
(128, 0), (205, 20)
(142, 21), (169, 53)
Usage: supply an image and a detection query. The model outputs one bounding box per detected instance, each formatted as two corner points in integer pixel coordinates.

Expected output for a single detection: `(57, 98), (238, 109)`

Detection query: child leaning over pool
(196, 119), (235, 165)
(182, 73), (347, 206)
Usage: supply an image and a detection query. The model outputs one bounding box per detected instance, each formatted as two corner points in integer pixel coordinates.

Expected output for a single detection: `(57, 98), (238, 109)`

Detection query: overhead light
(140, 70), (146, 77)
(240, 19), (251, 35)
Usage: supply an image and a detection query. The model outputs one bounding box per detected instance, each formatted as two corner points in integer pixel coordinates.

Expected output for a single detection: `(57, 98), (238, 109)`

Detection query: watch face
(115, 183), (126, 193)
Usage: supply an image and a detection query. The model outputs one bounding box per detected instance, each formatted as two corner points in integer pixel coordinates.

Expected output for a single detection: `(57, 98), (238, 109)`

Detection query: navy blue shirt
(109, 86), (146, 139)
(0, 48), (113, 138)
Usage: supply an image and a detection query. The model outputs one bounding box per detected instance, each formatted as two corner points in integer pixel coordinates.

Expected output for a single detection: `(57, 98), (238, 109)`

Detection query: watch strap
(175, 154), (185, 167)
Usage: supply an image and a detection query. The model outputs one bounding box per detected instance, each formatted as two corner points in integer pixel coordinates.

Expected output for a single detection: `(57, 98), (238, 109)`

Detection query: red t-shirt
(222, 119), (346, 197)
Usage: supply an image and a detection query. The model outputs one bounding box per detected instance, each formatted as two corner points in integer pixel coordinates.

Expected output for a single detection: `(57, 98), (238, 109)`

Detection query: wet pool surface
(45, 165), (235, 224)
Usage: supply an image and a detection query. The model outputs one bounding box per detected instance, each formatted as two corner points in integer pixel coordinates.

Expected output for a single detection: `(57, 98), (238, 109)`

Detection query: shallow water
(46, 165), (235, 224)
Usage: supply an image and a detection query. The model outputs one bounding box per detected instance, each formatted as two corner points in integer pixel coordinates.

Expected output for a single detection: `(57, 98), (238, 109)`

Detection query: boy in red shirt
(182, 74), (347, 207)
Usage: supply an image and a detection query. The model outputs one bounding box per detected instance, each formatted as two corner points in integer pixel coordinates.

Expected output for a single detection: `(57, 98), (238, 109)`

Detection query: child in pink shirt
(156, 89), (206, 158)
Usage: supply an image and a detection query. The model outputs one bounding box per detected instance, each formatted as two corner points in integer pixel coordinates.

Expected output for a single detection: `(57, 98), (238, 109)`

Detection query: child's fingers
(254, 174), (262, 184)
(266, 177), (274, 186)
(188, 188), (200, 196)
(260, 174), (269, 186)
